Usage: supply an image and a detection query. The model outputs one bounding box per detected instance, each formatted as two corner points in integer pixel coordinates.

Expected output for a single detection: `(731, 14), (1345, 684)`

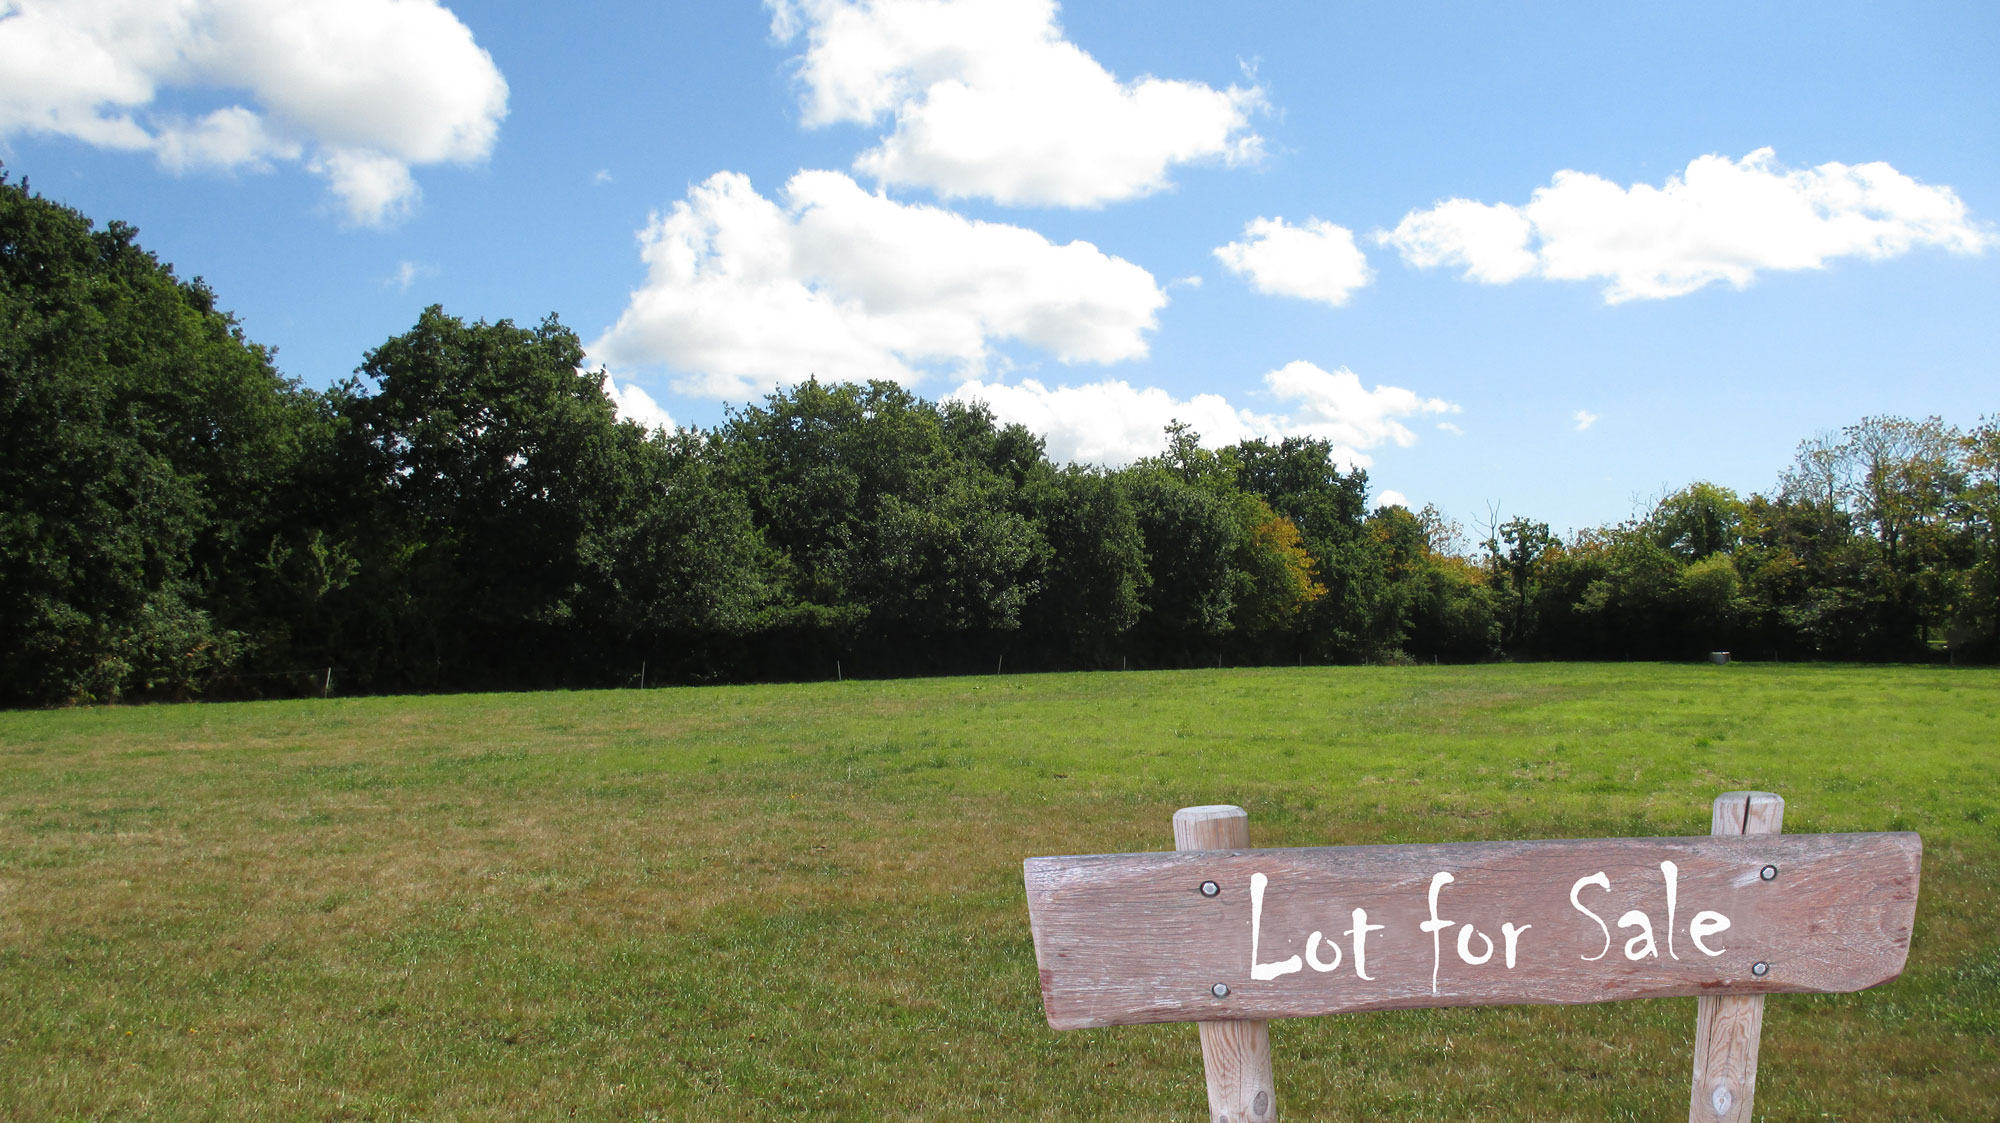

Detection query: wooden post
(322, 667), (331, 699)
(1174, 805), (1278, 1123)
(1689, 791), (1784, 1123)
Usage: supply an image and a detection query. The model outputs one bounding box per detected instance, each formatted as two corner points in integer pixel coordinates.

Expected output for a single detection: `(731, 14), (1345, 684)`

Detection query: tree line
(4, 174), (1996, 705)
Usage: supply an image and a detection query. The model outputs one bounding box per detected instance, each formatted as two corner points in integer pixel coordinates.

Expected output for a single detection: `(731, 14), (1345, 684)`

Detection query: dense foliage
(3, 176), (1995, 703)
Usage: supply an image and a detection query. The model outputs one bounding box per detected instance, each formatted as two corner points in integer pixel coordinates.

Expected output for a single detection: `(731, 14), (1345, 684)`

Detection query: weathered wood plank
(1025, 830), (1920, 1030)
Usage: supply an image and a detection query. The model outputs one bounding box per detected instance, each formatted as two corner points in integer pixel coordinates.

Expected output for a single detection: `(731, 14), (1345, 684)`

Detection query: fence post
(1174, 805), (1277, 1123)
(1689, 791), (1784, 1123)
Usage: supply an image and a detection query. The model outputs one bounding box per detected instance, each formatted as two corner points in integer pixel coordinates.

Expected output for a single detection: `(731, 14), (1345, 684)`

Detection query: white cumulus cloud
(588, 169), (1167, 400)
(0, 0), (508, 226)
(1377, 489), (1409, 509)
(947, 361), (1457, 468)
(769, 0), (1263, 207)
(606, 380), (675, 433)
(946, 378), (1249, 465)
(1214, 216), (1373, 306)
(1382, 197), (1537, 284)
(1572, 409), (1598, 431)
(1381, 148), (1994, 302)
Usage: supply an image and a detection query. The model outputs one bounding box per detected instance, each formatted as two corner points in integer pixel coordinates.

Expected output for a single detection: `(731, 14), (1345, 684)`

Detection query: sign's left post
(1173, 805), (1278, 1123)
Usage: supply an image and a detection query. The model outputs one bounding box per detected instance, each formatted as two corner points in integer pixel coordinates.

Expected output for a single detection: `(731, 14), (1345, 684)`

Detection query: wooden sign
(1025, 831), (1920, 1031)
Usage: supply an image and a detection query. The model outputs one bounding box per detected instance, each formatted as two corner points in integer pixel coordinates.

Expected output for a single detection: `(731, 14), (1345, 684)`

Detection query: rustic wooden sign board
(1026, 830), (1921, 1031)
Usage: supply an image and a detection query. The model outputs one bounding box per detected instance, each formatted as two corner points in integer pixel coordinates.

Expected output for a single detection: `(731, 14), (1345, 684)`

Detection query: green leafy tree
(1230, 436), (1388, 659)
(1646, 482), (1746, 562)
(1368, 504), (1499, 660)
(1118, 464), (1242, 654)
(0, 172), (311, 702)
(1768, 418), (1965, 657)
(329, 307), (671, 686)
(1572, 531), (1689, 657)
(1955, 418), (2000, 655)
(1019, 465), (1148, 662)
(1229, 495), (1326, 638)
(720, 379), (1046, 651)
(1485, 516), (1558, 651)
(590, 428), (784, 646)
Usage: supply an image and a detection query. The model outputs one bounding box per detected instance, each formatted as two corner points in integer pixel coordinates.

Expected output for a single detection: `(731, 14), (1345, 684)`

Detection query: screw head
(1199, 880), (1220, 898)
(1760, 864), (1778, 881)
(1211, 982), (1230, 998)
(1751, 961), (1769, 977)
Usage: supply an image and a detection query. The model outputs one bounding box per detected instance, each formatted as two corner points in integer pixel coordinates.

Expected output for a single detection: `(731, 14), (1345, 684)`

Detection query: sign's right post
(1689, 790), (1785, 1123)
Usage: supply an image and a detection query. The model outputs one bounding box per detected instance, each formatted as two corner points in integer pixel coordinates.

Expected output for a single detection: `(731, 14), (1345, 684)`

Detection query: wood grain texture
(1689, 792), (1783, 1123)
(1173, 807), (1278, 1123)
(1025, 828), (1920, 1030)
(1195, 1019), (1274, 1123)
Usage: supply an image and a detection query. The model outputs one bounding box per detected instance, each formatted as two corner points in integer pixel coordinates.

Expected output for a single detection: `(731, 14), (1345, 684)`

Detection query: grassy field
(0, 663), (1995, 1121)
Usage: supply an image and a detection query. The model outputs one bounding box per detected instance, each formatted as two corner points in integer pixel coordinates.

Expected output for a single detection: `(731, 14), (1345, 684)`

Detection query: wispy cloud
(385, 260), (434, 292)
(1573, 409), (1599, 431)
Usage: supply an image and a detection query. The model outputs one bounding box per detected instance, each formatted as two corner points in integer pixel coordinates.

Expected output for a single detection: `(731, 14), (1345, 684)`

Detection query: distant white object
(1709, 652), (1731, 665)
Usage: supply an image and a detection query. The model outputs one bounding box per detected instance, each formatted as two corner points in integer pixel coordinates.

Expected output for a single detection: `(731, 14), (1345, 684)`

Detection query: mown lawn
(0, 663), (1994, 1121)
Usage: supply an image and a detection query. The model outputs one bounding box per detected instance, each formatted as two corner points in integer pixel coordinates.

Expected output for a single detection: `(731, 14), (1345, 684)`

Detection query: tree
(1770, 417), (1965, 656)
(590, 428), (783, 646)
(1119, 465), (1243, 654)
(720, 379), (1047, 653)
(1843, 416), (1962, 574)
(1230, 496), (1326, 637)
(1485, 516), (1558, 651)
(1230, 436), (1388, 659)
(328, 306), (665, 687)
(1956, 417), (2000, 656)
(0, 171), (312, 702)
(1646, 482), (1745, 562)
(1019, 465), (1148, 662)
(1119, 426), (1351, 661)
(866, 473), (1048, 635)
(1572, 531), (1692, 658)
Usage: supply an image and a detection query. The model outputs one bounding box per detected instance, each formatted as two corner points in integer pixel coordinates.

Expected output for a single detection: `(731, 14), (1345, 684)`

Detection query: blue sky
(3, 0), (1995, 536)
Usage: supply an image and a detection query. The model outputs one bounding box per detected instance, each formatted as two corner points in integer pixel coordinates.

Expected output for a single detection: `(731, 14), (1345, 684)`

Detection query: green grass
(0, 663), (1995, 1121)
